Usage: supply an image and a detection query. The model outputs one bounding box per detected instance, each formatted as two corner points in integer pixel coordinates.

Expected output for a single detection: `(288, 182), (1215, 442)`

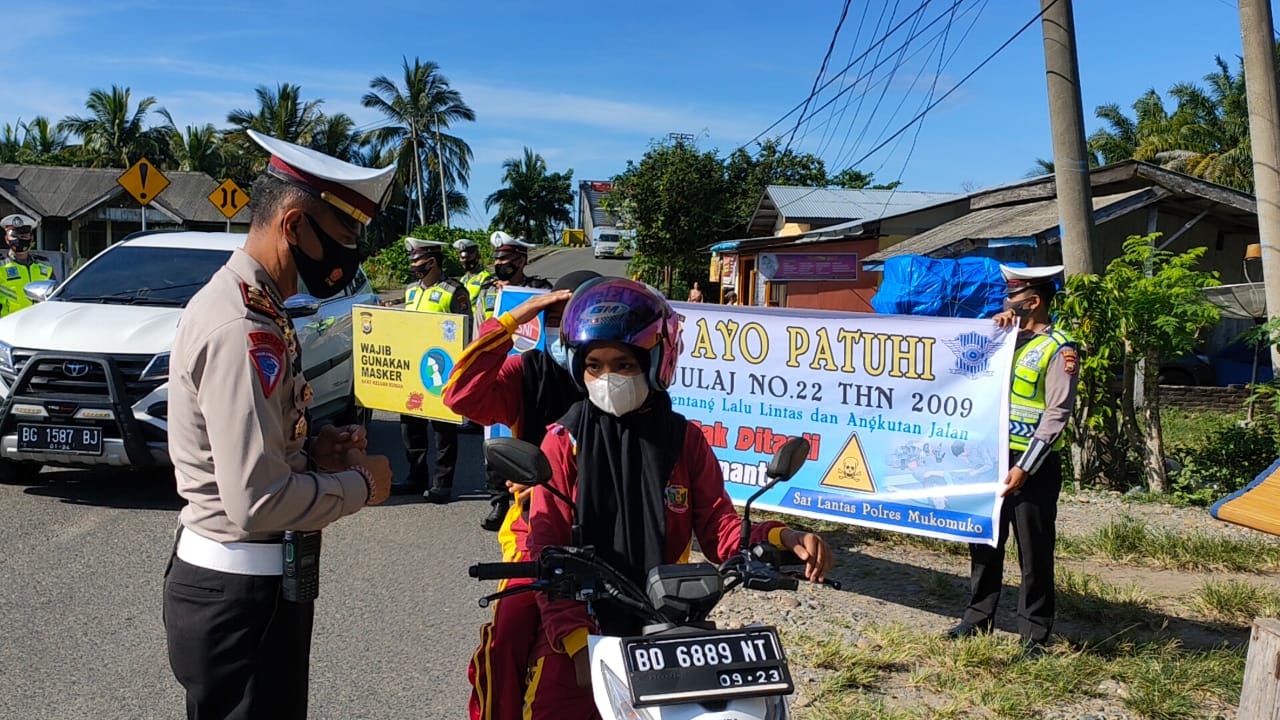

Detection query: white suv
(0, 231), (373, 481)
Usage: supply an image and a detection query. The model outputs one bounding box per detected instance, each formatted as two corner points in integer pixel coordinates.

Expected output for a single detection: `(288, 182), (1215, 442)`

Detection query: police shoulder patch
(249, 346), (284, 398)
(1061, 347), (1079, 376)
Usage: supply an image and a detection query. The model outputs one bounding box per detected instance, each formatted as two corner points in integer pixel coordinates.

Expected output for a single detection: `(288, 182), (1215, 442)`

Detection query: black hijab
(558, 389), (686, 634)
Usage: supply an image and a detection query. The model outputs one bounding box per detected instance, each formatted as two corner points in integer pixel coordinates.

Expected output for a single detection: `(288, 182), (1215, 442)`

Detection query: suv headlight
(139, 352), (170, 382)
(0, 340), (13, 375)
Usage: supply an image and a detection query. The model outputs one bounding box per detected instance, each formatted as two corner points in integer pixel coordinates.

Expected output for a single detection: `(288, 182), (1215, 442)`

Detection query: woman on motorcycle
(525, 278), (832, 718)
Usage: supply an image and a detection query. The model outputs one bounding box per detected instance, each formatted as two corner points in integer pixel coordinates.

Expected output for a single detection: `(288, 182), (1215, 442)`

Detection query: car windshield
(54, 245), (233, 307)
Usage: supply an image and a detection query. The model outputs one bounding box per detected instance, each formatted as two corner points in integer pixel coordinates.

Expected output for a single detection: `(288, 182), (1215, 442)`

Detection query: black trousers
(163, 556), (314, 720)
(486, 467), (510, 508)
(963, 450), (1062, 643)
(400, 415), (458, 489)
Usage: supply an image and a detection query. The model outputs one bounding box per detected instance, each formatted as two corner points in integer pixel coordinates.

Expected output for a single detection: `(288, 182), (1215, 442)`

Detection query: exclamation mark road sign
(117, 158), (170, 206)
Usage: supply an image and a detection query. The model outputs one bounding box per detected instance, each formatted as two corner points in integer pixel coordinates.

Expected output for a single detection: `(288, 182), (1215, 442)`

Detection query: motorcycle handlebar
(469, 561), (539, 581)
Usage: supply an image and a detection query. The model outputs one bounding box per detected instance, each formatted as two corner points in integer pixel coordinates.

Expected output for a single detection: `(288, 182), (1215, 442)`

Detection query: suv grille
(1, 350), (163, 403)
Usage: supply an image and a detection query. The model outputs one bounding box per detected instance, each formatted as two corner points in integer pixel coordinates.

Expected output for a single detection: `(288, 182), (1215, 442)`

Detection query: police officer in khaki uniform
(396, 237), (470, 502)
(0, 214), (55, 316)
(163, 129), (396, 720)
(473, 231), (553, 530)
(947, 264), (1078, 655)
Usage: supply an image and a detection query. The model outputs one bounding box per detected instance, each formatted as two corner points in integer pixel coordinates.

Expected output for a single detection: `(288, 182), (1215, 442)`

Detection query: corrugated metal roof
(865, 189), (1150, 261)
(0, 164), (250, 223)
(766, 186), (961, 222)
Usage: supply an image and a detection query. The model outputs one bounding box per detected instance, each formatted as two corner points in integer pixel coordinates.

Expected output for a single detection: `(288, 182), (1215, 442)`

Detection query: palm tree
(485, 147), (573, 244)
(362, 57), (475, 227)
(310, 113), (365, 164)
(17, 117), (72, 165)
(157, 109), (224, 177)
(58, 86), (164, 168)
(227, 83), (324, 145)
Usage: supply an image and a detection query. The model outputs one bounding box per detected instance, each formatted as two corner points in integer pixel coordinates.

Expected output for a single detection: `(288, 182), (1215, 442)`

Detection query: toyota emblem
(62, 361), (90, 378)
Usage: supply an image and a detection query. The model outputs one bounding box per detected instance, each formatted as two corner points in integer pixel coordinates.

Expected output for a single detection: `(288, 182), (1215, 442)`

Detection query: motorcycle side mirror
(766, 436), (811, 482)
(740, 437), (812, 551)
(483, 437), (553, 487)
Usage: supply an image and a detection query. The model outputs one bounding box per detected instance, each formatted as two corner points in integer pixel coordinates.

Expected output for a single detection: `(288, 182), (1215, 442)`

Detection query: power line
(785, 0), (854, 154)
(745, 0), (954, 148)
(814, 0), (879, 156)
(781, 1), (1054, 212)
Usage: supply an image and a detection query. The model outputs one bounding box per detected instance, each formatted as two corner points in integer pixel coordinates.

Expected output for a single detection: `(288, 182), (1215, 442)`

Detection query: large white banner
(667, 302), (1016, 546)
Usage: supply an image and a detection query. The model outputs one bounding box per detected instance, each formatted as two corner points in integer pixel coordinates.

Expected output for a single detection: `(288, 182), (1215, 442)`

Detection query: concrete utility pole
(1239, 0), (1280, 375)
(1040, 0), (1098, 277)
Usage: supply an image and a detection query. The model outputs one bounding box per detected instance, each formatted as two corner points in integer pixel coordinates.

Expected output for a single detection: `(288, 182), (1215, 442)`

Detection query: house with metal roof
(709, 185), (963, 312)
(0, 164), (250, 266)
(864, 161), (1259, 285)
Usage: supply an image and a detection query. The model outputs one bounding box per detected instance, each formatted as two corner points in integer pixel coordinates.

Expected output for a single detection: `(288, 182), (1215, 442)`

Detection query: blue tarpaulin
(871, 255), (1023, 318)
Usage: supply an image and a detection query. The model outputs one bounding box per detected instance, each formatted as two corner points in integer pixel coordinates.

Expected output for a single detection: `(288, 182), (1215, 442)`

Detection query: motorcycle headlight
(139, 352), (170, 382)
(599, 663), (656, 720)
(0, 340), (13, 375)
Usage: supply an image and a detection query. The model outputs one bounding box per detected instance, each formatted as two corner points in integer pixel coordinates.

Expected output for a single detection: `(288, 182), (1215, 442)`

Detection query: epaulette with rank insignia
(240, 282), (281, 319)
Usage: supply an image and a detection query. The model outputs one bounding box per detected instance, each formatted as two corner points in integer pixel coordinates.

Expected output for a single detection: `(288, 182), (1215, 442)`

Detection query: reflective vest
(0, 260), (54, 316)
(405, 279), (457, 314)
(461, 269), (491, 304)
(1009, 327), (1076, 452)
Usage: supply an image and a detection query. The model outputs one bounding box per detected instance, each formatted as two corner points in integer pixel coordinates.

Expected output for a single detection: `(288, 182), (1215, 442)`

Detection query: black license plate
(622, 627), (792, 706)
(17, 424), (103, 455)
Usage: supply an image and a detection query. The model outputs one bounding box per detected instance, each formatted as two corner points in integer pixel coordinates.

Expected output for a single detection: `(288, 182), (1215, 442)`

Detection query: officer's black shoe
(481, 502), (509, 531)
(945, 621), (992, 639)
(390, 482), (426, 496)
(424, 487), (451, 504)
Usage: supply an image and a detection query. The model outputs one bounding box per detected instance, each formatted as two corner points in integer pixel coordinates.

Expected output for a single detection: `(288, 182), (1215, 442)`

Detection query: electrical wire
(744, 0), (954, 149)
(777, 0), (1057, 214)
(814, 0), (879, 157)
(785, 0), (854, 154)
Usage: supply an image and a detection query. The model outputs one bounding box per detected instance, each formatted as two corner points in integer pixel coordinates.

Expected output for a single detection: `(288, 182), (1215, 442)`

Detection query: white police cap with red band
(247, 129), (396, 226)
(1000, 264), (1064, 294)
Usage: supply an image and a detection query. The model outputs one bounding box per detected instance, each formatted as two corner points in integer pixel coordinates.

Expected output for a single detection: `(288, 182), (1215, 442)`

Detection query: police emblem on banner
(943, 331), (1006, 379)
(442, 319), (458, 343)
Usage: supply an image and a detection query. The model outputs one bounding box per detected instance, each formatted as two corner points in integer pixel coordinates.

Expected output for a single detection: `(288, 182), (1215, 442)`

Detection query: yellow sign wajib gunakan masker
(351, 304), (468, 422)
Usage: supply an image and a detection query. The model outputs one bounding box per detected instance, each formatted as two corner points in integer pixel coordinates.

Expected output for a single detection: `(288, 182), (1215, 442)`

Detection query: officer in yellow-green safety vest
(0, 214), (55, 316)
(947, 263), (1078, 656)
(398, 237), (471, 503)
(452, 237), (490, 305)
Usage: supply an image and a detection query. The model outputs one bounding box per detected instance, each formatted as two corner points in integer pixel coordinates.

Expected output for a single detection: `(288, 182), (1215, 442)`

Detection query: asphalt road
(0, 413), (497, 719)
(0, 246), (632, 719)
(525, 246), (631, 282)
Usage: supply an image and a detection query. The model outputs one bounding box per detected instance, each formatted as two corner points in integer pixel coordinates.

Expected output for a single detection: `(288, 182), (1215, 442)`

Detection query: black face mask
(411, 258), (436, 280)
(493, 261), (520, 281)
(1003, 296), (1035, 318)
(462, 256), (480, 272)
(293, 214), (361, 299)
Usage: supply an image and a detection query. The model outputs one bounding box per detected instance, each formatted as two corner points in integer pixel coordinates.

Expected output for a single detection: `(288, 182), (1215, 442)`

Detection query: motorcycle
(469, 435), (838, 719)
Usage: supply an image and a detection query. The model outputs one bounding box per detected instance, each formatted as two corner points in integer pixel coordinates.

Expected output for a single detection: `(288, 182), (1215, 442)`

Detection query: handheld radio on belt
(282, 530), (322, 602)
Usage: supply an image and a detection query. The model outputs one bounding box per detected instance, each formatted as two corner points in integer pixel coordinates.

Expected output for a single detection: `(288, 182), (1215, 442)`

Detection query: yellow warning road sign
(819, 432), (876, 493)
(208, 179), (249, 219)
(116, 158), (170, 206)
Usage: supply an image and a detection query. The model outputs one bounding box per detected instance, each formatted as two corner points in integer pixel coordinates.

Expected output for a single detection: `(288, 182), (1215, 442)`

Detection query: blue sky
(0, 0), (1265, 228)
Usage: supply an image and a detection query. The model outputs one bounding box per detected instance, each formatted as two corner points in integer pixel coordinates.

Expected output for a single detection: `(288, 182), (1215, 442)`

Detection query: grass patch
(1057, 514), (1280, 572)
(1056, 568), (1153, 625)
(1191, 579), (1280, 625)
(1161, 408), (1244, 449)
(797, 624), (1243, 719)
